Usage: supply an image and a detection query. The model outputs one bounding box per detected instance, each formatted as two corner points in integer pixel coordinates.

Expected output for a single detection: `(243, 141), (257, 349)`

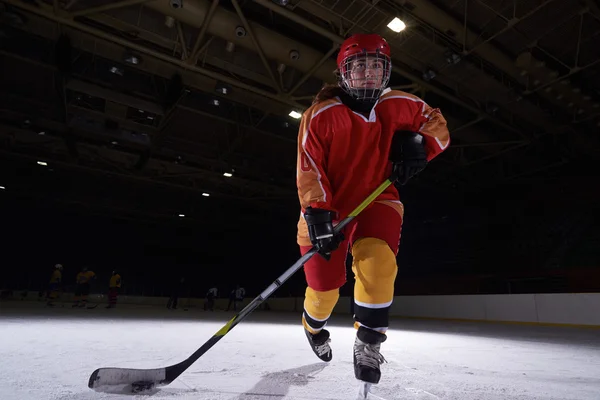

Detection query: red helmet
(336, 34), (391, 68)
(336, 34), (392, 103)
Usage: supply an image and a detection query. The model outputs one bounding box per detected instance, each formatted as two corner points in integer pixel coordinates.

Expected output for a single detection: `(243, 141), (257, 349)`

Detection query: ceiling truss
(0, 0), (598, 218)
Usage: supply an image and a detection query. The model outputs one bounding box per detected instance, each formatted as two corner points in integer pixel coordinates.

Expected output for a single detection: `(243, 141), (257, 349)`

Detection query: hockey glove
(390, 131), (428, 185)
(304, 207), (344, 261)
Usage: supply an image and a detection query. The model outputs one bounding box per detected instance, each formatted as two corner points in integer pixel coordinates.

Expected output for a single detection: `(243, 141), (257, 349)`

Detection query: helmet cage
(338, 49), (391, 102)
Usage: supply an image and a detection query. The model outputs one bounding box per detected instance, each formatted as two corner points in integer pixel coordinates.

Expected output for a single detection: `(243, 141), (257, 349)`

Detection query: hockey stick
(88, 177), (396, 393)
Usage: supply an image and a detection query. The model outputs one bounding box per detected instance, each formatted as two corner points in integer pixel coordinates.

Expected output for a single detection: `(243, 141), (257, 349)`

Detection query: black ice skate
(304, 328), (333, 362)
(353, 326), (387, 384)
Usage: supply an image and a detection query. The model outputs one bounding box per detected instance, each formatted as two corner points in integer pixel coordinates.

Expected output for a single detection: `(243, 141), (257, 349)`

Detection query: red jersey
(296, 88), (450, 244)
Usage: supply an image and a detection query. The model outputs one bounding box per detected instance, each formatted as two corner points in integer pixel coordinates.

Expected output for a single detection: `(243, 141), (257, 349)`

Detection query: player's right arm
(296, 102), (337, 214)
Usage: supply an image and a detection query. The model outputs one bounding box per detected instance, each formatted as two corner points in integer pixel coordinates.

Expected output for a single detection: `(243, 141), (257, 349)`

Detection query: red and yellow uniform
(47, 266), (62, 304)
(107, 272), (121, 308)
(297, 88), (449, 334)
(49, 269), (62, 285)
(76, 270), (96, 284)
(73, 269), (96, 306)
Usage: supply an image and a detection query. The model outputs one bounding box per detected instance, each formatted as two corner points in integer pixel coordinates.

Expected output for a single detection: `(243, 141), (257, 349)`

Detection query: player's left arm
(411, 102), (450, 161)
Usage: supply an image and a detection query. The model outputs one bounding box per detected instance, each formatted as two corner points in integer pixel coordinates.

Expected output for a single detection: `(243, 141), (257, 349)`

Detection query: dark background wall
(1, 160), (599, 298)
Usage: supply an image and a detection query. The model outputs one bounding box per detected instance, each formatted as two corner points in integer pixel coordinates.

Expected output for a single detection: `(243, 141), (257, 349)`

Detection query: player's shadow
(234, 362), (328, 399)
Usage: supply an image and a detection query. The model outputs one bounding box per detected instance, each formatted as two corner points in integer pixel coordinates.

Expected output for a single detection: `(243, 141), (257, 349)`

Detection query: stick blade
(88, 367), (167, 393)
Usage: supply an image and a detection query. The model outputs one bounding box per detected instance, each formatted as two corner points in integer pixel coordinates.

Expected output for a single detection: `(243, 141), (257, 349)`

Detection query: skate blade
(357, 382), (388, 400)
(357, 382), (372, 399)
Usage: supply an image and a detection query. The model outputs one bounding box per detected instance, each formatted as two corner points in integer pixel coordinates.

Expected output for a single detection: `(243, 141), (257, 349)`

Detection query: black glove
(304, 207), (344, 261)
(390, 131), (428, 185)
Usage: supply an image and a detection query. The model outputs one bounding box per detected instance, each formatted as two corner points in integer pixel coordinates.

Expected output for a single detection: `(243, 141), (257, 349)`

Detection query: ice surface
(1, 301), (600, 400)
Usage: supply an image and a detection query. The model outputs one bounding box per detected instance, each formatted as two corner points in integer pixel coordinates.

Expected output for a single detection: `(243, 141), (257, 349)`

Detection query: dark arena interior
(1, 1), (600, 400)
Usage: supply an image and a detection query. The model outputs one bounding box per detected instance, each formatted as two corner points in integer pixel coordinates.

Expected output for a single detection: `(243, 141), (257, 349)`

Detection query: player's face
(348, 56), (385, 89)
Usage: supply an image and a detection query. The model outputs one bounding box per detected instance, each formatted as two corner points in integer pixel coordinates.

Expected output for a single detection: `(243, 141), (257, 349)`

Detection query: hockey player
(226, 285), (245, 311)
(73, 266), (96, 307)
(296, 33), (450, 385)
(204, 286), (218, 311)
(106, 271), (121, 309)
(46, 264), (63, 306)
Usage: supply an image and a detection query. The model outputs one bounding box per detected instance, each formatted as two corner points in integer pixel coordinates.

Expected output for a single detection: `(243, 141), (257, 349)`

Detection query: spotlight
(387, 17), (406, 33)
(215, 82), (231, 95)
(109, 66), (124, 76)
(444, 49), (461, 65)
(422, 69), (436, 81)
(124, 51), (142, 65)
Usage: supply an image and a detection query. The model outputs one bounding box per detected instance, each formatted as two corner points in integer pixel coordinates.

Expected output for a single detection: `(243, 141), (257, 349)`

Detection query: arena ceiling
(1, 0), (599, 221)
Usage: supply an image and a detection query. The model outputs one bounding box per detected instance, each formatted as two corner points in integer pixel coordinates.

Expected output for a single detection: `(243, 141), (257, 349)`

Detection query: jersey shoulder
(302, 97), (345, 123)
(379, 89), (426, 105)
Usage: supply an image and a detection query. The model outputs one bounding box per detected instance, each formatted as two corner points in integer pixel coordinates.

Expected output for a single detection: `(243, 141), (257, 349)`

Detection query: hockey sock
(302, 287), (339, 334)
(352, 238), (397, 333)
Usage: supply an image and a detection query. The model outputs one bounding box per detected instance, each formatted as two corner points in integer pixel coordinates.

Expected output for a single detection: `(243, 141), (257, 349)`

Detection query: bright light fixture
(202, 193), (210, 197)
(0, 186), (5, 190)
(223, 172), (233, 177)
(178, 214), (185, 217)
(387, 17), (406, 33)
(289, 110), (302, 119)
(37, 161), (48, 166)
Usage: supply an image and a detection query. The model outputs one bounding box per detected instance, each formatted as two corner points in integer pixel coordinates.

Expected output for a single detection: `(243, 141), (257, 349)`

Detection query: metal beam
(464, 0), (557, 56)
(67, 104), (157, 137)
(231, 0), (282, 93)
(188, 0), (220, 64)
(70, 0), (151, 17)
(0, 147), (289, 210)
(464, 142), (530, 166)
(148, 0), (335, 83)
(0, 124), (294, 199)
(524, 57), (600, 95)
(252, 0), (525, 137)
(4, 0), (305, 112)
(451, 115), (486, 134)
(0, 46), (296, 146)
(175, 21), (189, 60)
(288, 46), (337, 97)
(451, 140), (527, 148)
(0, 101), (294, 195)
(177, 105), (295, 144)
(66, 80), (165, 115)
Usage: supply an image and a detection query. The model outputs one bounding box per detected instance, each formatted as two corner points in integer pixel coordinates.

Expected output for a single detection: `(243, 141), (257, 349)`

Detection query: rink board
(389, 293), (600, 327)
(13, 291), (600, 327)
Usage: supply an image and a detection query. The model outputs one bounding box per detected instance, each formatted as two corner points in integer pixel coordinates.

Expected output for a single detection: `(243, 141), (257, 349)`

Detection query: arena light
(0, 186), (5, 190)
(202, 193), (210, 197)
(289, 110), (302, 119)
(37, 161), (48, 166)
(178, 214), (185, 218)
(223, 172), (233, 177)
(387, 17), (406, 33)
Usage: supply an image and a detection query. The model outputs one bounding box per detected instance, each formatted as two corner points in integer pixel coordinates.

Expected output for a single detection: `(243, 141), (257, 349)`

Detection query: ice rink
(1, 301), (599, 400)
